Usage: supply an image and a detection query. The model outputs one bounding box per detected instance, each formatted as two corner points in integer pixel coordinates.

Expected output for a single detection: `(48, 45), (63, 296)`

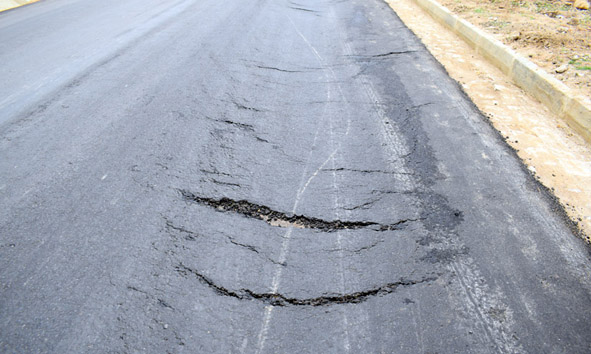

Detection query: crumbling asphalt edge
(383, 0), (589, 243)
(407, 0), (591, 144)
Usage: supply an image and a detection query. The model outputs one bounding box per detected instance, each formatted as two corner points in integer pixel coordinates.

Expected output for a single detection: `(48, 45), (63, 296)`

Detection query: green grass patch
(511, 0), (529, 8)
(533, 0), (570, 13)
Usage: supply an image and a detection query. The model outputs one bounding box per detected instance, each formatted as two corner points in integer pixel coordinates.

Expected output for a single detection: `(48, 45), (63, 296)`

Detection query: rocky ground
(439, 0), (591, 99)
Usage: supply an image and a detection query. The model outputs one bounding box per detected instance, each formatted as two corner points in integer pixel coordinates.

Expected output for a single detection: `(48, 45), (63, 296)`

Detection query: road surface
(1, 0), (591, 352)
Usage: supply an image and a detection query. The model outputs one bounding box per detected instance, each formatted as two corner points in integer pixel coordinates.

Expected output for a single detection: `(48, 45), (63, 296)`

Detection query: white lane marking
(328, 103), (352, 354)
(297, 149), (338, 201)
(257, 13), (357, 353)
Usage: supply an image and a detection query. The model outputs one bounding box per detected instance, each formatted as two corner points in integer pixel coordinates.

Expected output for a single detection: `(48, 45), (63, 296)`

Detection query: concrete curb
(411, 0), (591, 143)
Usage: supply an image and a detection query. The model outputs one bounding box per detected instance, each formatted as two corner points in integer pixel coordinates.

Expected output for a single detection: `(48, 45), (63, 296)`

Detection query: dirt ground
(0, 0), (41, 13)
(386, 0), (591, 242)
(439, 0), (591, 99)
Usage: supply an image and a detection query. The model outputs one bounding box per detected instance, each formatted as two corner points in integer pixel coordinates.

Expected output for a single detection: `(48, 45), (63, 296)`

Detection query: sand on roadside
(387, 0), (591, 242)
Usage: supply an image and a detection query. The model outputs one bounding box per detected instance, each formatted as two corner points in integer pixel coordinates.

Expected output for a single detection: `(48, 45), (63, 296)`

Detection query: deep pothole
(180, 190), (417, 232)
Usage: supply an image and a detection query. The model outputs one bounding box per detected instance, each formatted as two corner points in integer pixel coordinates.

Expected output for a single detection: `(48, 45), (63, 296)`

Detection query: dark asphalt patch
(420, 246), (470, 264)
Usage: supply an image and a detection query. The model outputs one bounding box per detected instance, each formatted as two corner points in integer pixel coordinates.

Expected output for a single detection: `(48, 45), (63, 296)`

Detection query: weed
(484, 20), (510, 28)
(533, 0), (569, 13)
(511, 0), (529, 8)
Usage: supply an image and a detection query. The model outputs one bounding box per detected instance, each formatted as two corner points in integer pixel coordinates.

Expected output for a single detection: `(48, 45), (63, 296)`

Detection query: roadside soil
(386, 0), (591, 241)
(439, 0), (591, 99)
(0, 0), (41, 12)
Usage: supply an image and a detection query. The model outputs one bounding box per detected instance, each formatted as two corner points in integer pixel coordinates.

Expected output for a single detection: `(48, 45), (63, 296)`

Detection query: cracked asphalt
(1, 0), (591, 352)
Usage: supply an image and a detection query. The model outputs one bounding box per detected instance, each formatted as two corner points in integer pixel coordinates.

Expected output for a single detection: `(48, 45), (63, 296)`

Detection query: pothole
(181, 190), (418, 232)
(176, 263), (437, 307)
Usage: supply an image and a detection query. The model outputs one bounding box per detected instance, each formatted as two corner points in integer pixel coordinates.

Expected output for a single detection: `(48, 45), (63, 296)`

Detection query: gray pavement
(1, 0), (591, 352)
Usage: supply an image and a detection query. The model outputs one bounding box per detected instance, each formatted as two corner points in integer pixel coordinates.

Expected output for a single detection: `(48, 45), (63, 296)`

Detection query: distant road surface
(1, 0), (591, 352)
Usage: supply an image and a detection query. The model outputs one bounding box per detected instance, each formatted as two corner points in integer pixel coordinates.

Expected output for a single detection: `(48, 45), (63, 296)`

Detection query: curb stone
(410, 0), (591, 143)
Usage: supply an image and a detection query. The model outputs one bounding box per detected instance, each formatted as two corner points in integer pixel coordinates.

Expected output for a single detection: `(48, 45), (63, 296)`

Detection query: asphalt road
(1, 0), (591, 352)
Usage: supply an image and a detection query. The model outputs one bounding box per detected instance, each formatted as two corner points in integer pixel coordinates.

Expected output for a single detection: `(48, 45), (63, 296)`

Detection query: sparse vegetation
(438, 0), (591, 98)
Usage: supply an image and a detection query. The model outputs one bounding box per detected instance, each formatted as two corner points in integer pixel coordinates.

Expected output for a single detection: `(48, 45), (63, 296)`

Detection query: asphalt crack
(351, 239), (385, 253)
(203, 115), (255, 131)
(208, 178), (241, 188)
(200, 168), (232, 177)
(322, 167), (415, 176)
(342, 198), (382, 211)
(369, 50), (418, 58)
(289, 6), (317, 13)
(127, 285), (175, 311)
(175, 264), (436, 307)
(164, 218), (285, 266)
(165, 219), (201, 241)
(229, 239), (259, 254)
(349, 50), (419, 60)
(254, 65), (303, 73)
(229, 98), (264, 112)
(180, 190), (415, 232)
(201, 115), (270, 144)
(219, 119), (255, 131)
(325, 239), (385, 253)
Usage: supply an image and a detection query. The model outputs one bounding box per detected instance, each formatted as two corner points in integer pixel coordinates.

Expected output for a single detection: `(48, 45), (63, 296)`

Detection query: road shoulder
(0, 0), (40, 12)
(387, 0), (591, 241)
